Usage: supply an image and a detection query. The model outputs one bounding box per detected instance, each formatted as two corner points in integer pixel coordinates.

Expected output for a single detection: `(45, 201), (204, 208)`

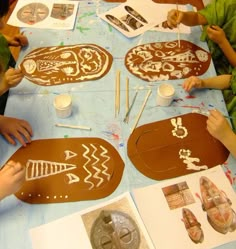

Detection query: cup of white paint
(54, 94), (72, 118)
(156, 83), (175, 106)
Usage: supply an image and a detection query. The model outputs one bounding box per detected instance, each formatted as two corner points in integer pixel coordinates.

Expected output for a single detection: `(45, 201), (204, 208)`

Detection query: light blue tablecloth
(0, 1), (235, 249)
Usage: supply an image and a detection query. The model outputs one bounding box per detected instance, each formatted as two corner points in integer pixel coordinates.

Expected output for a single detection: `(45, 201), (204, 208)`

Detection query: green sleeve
(198, 0), (236, 63)
(198, 0), (227, 26)
(0, 34), (11, 71)
(230, 68), (236, 94)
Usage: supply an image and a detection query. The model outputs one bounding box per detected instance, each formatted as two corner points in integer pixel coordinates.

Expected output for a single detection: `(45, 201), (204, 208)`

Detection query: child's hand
(182, 76), (203, 92)
(7, 34), (28, 47)
(0, 115), (33, 147)
(167, 9), (183, 29)
(206, 109), (233, 141)
(0, 160), (25, 200)
(3, 68), (24, 89)
(207, 25), (226, 45)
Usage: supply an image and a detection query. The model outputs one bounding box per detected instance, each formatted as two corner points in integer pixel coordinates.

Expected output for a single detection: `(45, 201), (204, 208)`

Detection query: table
(0, 1), (235, 249)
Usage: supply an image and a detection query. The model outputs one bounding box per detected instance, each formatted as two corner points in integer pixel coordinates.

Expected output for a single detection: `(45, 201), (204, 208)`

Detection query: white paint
(126, 42), (209, 81)
(100, 145), (111, 181)
(195, 50), (208, 62)
(22, 45), (110, 85)
(82, 143), (112, 189)
(64, 150), (77, 160)
(82, 144), (95, 190)
(179, 149), (208, 171)
(25, 159), (77, 181)
(90, 144), (105, 187)
(23, 59), (37, 74)
(65, 173), (80, 184)
(156, 83), (175, 106)
(92, 166), (104, 187)
(171, 117), (188, 139)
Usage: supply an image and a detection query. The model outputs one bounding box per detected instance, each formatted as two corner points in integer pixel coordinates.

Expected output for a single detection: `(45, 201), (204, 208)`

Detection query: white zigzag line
(82, 144), (94, 190)
(93, 166), (104, 187)
(90, 144), (104, 187)
(100, 145), (111, 181)
(91, 144), (100, 165)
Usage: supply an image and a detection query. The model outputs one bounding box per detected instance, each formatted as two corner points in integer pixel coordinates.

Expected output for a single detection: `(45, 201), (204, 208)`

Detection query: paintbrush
(176, 2), (180, 48)
(124, 90), (138, 123)
(224, 115), (236, 120)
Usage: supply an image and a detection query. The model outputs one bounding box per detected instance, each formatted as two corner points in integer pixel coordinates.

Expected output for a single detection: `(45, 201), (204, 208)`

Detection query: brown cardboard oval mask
(127, 113), (229, 180)
(125, 40), (211, 81)
(19, 44), (113, 86)
(8, 137), (124, 204)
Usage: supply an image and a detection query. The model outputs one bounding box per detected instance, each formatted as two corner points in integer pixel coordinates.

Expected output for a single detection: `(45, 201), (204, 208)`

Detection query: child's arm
(207, 109), (236, 159)
(3, 33), (28, 47)
(167, 10), (207, 28)
(0, 160), (25, 201)
(207, 25), (236, 68)
(182, 75), (232, 92)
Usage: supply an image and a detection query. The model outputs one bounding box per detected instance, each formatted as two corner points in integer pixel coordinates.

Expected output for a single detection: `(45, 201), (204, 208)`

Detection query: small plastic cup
(53, 94), (72, 118)
(156, 83), (175, 106)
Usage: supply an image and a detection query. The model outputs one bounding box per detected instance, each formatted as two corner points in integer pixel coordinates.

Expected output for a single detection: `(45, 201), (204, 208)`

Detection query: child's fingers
(209, 109), (222, 120)
(18, 35), (28, 46)
(4, 161), (25, 181)
(2, 133), (17, 146)
(13, 162), (25, 175)
(176, 11), (183, 24)
(1, 160), (18, 174)
(13, 168), (26, 184)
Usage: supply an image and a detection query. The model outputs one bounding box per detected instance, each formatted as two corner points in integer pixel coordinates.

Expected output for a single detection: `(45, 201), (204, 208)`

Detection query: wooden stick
(55, 123), (91, 130)
(115, 71), (117, 117)
(115, 70), (120, 117)
(126, 77), (129, 120)
(131, 89), (152, 133)
(176, 2), (180, 48)
(117, 70), (120, 114)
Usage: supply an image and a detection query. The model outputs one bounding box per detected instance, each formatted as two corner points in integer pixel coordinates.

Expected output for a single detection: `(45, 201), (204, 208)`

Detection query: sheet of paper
(133, 166), (236, 249)
(30, 192), (155, 249)
(99, 0), (167, 38)
(7, 0), (79, 30)
(99, 0), (191, 38)
(30, 213), (92, 249)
